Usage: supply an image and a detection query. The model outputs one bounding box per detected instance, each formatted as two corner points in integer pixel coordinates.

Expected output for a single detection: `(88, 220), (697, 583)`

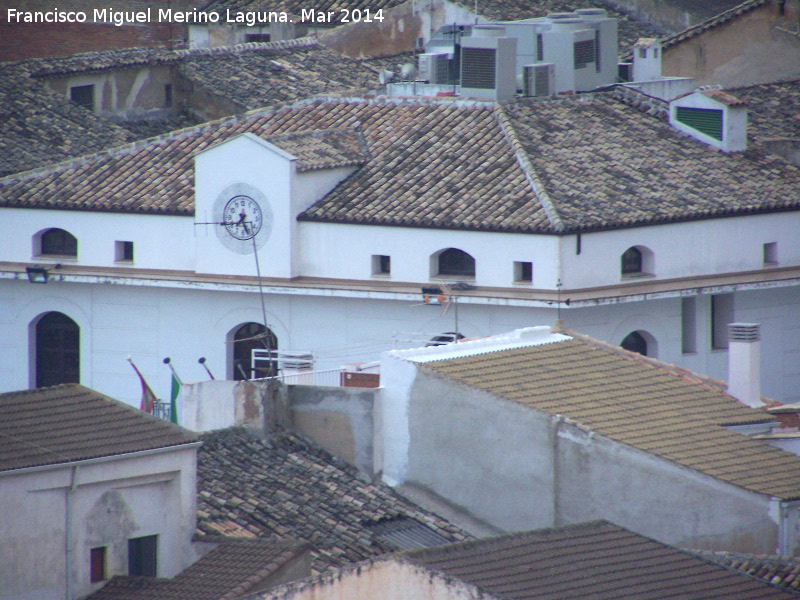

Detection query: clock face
(223, 195), (263, 240)
(213, 183), (273, 254)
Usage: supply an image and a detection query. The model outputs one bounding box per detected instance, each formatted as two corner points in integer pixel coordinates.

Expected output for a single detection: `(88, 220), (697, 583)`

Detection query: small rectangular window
(245, 33), (271, 43)
(372, 254), (390, 275)
(676, 107), (724, 141)
(91, 547), (106, 582)
(711, 294), (734, 350)
(638, 47), (647, 59)
(128, 535), (157, 577)
(763, 242), (778, 266)
(536, 34), (543, 61)
(70, 84), (94, 112)
(681, 297), (696, 354)
(514, 261), (533, 283)
(164, 84), (172, 108)
(576, 234), (582, 255)
(594, 30), (601, 72)
(115, 241), (134, 262)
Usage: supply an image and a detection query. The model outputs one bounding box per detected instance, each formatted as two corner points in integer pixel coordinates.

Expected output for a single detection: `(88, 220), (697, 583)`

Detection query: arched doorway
(231, 322), (278, 380)
(35, 312), (80, 387)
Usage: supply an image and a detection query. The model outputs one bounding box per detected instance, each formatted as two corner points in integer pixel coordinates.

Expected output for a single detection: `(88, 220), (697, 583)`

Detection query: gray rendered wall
(288, 385), (375, 477)
(407, 370), (556, 532)
(407, 367), (782, 553)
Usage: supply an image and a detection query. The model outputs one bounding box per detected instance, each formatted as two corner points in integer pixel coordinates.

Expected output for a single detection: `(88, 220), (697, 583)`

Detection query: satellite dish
(378, 69), (394, 85)
(401, 62), (416, 81)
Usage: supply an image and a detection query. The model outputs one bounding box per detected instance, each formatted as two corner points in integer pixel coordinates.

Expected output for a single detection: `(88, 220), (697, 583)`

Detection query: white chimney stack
(727, 323), (763, 408)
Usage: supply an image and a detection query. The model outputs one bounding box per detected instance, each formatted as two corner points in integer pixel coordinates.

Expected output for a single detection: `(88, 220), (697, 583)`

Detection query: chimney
(727, 323), (763, 408)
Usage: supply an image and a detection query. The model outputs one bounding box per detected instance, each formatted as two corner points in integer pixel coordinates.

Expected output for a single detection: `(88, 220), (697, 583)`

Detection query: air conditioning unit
(418, 53), (449, 84)
(523, 63), (555, 97)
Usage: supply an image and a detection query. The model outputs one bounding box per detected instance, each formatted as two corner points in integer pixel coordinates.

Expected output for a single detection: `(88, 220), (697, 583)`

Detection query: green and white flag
(169, 372), (180, 425)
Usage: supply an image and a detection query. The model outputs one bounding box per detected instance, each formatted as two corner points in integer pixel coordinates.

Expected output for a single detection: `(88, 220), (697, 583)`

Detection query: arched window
(35, 312), (80, 387)
(38, 228), (78, 257)
(437, 248), (475, 277)
(621, 247), (642, 275)
(621, 331), (647, 356)
(231, 322), (278, 380)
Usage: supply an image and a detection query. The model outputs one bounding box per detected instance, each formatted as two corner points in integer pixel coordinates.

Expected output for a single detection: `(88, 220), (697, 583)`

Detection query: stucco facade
(0, 444), (199, 600)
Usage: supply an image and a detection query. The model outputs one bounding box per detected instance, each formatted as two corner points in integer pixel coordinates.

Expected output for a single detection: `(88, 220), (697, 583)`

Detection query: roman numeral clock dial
(213, 183), (273, 255)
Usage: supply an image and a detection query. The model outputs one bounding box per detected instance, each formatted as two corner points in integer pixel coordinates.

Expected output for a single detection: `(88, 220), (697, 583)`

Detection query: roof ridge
(493, 102), (564, 232)
(660, 0), (770, 51)
(175, 35), (319, 59)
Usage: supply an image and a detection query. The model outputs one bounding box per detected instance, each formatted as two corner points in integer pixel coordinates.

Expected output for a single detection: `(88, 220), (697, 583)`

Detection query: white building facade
(1, 94), (799, 405)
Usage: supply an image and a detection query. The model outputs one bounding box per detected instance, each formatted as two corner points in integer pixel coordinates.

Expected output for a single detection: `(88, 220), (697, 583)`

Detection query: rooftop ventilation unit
(523, 63), (555, 97)
(418, 53), (450, 84)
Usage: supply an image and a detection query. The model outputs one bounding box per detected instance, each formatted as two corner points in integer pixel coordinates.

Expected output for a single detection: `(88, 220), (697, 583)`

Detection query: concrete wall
(288, 385), (375, 476)
(0, 445), (198, 600)
(662, 2), (800, 87)
(43, 64), (180, 119)
(180, 379), (376, 475)
(400, 363), (788, 554)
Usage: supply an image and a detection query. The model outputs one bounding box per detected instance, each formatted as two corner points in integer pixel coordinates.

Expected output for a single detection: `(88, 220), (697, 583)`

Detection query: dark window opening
(164, 84), (172, 108)
(514, 261), (532, 283)
(711, 294), (734, 350)
(574, 40), (595, 69)
(576, 234), (582, 255)
(233, 322), (278, 380)
(621, 247), (642, 275)
(116, 241), (134, 262)
(536, 34), (543, 61)
(70, 84), (94, 111)
(128, 535), (157, 577)
(40, 228), (77, 257)
(438, 248), (475, 277)
(35, 312), (80, 388)
(638, 48), (647, 59)
(245, 33), (271, 43)
(621, 331), (647, 356)
(373, 254), (391, 275)
(90, 547), (106, 583)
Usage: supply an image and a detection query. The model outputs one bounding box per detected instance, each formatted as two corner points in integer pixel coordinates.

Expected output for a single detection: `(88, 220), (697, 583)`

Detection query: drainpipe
(65, 465), (79, 600)
(552, 415), (562, 526)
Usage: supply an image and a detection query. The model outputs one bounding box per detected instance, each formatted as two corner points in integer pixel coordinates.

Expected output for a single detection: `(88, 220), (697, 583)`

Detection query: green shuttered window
(676, 107), (723, 141)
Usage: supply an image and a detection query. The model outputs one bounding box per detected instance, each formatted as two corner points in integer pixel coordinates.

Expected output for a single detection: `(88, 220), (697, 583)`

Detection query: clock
(213, 182), (273, 254)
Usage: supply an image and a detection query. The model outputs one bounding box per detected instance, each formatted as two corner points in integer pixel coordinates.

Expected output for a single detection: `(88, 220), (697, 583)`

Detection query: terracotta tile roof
(87, 538), (307, 600)
(3, 93), (798, 230)
(179, 41), (383, 113)
(269, 128), (368, 170)
(0, 384), (197, 473)
(196, 428), (471, 574)
(501, 94), (800, 232)
(702, 88), (749, 106)
(731, 78), (800, 143)
(695, 551), (800, 592)
(0, 65), (133, 177)
(420, 331), (800, 500)
(403, 520), (800, 599)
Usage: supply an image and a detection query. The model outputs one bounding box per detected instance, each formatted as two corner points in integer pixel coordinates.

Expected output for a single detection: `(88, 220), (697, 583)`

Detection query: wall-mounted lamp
(26, 266), (48, 284)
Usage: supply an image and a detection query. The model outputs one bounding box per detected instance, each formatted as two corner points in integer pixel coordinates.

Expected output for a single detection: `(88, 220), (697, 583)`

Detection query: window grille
(574, 40), (595, 69)
(536, 34), (543, 61)
(676, 107), (723, 141)
(461, 48), (496, 89)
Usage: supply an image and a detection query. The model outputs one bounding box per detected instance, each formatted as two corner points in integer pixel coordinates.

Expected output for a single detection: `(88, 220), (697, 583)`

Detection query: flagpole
(163, 357), (181, 424)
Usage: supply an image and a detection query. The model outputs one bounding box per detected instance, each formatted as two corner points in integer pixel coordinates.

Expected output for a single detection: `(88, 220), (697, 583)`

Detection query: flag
(169, 372), (181, 425)
(128, 358), (156, 413)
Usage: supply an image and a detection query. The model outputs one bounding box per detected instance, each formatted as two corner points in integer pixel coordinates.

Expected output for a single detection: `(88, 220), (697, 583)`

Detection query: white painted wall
(558, 212), (800, 290)
(0, 445), (198, 600)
